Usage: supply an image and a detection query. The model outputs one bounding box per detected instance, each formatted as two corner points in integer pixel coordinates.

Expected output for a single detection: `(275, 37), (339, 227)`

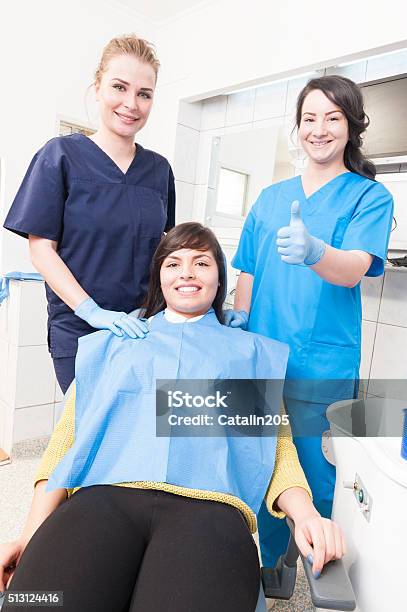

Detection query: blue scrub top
(232, 172), (393, 392)
(3, 134), (176, 357)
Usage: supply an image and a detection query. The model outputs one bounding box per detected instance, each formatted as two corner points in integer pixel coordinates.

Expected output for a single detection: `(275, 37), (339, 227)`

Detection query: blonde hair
(94, 34), (160, 84)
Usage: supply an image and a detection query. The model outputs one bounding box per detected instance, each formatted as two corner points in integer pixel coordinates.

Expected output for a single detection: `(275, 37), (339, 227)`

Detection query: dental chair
(256, 517), (356, 611)
(0, 516), (356, 612)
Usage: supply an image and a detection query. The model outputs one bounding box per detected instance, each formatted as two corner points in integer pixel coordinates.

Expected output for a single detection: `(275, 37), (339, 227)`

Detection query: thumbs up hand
(289, 200), (303, 226)
(276, 201), (326, 265)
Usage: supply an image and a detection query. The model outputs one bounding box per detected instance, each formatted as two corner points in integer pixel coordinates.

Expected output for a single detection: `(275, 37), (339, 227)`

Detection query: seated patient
(0, 223), (345, 612)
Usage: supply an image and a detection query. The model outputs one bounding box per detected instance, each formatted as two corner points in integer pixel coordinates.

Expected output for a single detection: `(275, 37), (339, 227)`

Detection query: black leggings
(5, 486), (260, 612)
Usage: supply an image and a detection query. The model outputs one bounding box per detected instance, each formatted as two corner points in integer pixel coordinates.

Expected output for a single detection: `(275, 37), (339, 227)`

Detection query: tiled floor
(0, 439), (314, 611)
(272, 568), (313, 611)
(0, 437), (49, 543)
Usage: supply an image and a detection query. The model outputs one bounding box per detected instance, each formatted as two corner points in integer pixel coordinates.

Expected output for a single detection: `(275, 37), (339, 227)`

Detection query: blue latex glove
(75, 298), (149, 338)
(276, 200), (326, 265)
(223, 309), (249, 330)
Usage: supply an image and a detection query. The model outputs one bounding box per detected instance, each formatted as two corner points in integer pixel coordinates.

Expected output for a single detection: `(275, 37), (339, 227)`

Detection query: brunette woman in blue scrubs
(4, 35), (175, 393)
(227, 76), (394, 572)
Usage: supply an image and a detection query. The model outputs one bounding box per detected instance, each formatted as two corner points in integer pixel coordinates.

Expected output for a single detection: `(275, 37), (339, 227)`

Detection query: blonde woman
(4, 34), (175, 393)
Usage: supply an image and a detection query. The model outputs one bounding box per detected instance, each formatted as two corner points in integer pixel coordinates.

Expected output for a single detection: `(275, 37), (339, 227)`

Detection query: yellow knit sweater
(35, 386), (311, 533)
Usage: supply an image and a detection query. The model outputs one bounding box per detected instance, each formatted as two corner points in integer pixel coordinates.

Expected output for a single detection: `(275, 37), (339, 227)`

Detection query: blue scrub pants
(257, 397), (336, 568)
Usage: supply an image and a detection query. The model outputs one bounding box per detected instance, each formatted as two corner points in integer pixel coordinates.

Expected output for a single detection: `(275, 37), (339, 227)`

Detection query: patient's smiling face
(160, 248), (219, 318)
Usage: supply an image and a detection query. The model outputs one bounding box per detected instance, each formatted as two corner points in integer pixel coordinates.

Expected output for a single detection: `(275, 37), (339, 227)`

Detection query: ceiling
(115, 0), (213, 24)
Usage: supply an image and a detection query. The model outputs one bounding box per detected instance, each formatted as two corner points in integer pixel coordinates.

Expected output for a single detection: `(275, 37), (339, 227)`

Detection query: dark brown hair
(141, 222), (226, 322)
(296, 75), (376, 180)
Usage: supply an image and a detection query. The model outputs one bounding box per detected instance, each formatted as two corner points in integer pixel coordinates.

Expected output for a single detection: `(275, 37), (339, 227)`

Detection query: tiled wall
(0, 280), (62, 453)
(361, 271), (407, 386)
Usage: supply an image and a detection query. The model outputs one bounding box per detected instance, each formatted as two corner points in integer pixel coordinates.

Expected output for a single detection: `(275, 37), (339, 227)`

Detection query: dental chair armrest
(286, 517), (356, 611)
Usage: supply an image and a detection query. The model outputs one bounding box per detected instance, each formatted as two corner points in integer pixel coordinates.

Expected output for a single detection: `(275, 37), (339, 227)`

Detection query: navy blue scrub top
(4, 134), (176, 357)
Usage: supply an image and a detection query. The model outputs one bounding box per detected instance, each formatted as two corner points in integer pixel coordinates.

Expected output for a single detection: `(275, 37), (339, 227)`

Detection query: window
(58, 120), (95, 137)
(216, 167), (249, 217)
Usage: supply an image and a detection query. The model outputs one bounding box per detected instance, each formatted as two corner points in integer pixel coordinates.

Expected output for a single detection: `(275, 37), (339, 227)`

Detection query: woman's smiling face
(94, 54), (156, 139)
(298, 88), (349, 167)
(160, 248), (219, 318)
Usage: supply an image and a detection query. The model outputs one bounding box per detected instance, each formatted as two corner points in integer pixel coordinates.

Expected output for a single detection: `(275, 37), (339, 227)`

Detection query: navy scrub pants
(52, 357), (76, 395)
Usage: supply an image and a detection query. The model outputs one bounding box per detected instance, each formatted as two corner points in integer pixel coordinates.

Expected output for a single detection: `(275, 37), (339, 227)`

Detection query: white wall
(0, 0), (155, 273)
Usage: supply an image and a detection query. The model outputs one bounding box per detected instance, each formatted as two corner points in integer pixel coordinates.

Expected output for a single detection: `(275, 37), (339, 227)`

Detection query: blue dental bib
(48, 309), (289, 514)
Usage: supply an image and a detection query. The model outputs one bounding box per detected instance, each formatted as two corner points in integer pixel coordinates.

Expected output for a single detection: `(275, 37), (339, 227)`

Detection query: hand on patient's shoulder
(127, 314), (149, 339)
(75, 298), (149, 339)
(223, 309), (249, 330)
